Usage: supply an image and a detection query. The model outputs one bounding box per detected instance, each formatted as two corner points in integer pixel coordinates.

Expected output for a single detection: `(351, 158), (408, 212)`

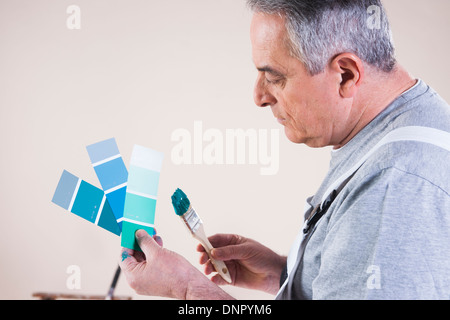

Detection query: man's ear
(329, 53), (364, 98)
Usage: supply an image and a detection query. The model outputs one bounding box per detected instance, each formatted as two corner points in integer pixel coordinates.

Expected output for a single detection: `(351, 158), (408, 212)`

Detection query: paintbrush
(171, 188), (232, 284)
(105, 265), (121, 300)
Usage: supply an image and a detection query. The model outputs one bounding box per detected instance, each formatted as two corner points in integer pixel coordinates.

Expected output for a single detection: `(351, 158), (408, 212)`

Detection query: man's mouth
(276, 117), (286, 125)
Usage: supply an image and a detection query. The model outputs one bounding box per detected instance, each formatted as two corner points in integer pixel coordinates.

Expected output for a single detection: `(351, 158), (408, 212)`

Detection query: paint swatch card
(86, 138), (128, 231)
(121, 145), (164, 250)
(52, 170), (121, 236)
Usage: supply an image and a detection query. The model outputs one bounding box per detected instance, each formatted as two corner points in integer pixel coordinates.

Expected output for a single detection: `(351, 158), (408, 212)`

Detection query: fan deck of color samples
(51, 139), (163, 249)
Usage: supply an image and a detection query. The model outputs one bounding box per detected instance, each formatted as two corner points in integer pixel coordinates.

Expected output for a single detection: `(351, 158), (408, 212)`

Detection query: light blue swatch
(86, 138), (120, 164)
(93, 157), (128, 191)
(127, 165), (160, 197)
(52, 170), (78, 210)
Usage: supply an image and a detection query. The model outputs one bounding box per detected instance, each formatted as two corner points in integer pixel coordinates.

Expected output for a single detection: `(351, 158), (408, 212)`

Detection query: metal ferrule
(182, 205), (202, 233)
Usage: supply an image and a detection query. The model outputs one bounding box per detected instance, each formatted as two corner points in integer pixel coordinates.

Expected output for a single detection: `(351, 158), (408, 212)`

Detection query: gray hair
(247, 0), (396, 75)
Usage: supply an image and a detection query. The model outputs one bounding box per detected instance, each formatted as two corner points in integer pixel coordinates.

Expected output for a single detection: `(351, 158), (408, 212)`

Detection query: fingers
(135, 229), (161, 259)
(121, 248), (134, 262)
(153, 234), (163, 247)
(201, 259), (216, 275)
(119, 248), (138, 272)
(196, 234), (245, 258)
(120, 230), (163, 265)
(208, 233), (245, 248)
(198, 250), (210, 265)
(152, 228), (163, 247)
(196, 243), (206, 253)
(210, 244), (249, 261)
(196, 234), (243, 252)
(198, 234), (246, 268)
(210, 273), (228, 286)
(200, 259), (232, 286)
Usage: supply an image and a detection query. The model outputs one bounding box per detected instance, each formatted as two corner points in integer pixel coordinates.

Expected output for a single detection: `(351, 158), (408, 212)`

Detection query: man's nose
(253, 74), (277, 108)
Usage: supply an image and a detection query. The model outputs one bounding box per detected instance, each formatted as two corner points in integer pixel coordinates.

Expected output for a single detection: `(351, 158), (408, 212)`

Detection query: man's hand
(119, 229), (234, 300)
(197, 234), (286, 295)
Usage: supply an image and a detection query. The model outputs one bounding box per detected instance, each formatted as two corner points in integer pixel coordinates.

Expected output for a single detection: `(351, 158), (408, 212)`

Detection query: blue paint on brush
(171, 188), (190, 216)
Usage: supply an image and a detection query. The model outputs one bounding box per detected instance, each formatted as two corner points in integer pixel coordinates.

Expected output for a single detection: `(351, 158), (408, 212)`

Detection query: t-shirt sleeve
(311, 167), (450, 299)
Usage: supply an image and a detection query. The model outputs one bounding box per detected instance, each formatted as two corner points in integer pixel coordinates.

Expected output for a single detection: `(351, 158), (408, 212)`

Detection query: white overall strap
(320, 126), (450, 206)
(276, 126), (450, 300)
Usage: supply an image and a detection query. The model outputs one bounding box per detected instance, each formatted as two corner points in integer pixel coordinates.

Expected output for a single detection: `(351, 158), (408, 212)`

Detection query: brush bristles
(171, 188), (191, 216)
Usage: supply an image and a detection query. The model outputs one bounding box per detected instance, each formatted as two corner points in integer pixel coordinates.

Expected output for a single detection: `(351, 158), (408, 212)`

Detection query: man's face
(250, 13), (351, 147)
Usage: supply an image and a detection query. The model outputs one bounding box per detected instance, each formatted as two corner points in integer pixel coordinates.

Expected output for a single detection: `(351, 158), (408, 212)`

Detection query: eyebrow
(256, 66), (285, 78)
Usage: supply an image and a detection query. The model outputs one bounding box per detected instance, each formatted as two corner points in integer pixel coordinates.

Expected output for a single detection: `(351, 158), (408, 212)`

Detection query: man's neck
(334, 64), (416, 149)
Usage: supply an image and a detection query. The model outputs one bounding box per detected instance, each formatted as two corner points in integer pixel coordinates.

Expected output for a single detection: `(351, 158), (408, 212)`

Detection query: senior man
(120, 0), (450, 300)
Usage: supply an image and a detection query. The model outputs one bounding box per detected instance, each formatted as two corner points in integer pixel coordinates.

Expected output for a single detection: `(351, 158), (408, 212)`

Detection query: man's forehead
(250, 13), (292, 71)
(250, 12), (287, 49)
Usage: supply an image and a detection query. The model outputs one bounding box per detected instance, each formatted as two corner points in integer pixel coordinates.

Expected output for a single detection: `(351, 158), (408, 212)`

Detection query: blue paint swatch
(121, 145), (163, 251)
(86, 138), (128, 230)
(52, 170), (121, 236)
(93, 157), (128, 191)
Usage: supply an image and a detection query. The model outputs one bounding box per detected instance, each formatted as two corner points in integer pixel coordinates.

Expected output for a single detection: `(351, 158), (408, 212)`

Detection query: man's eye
(265, 76), (282, 85)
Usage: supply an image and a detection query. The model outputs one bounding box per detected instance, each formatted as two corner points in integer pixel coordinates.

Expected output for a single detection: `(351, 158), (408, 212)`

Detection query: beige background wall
(0, 0), (448, 300)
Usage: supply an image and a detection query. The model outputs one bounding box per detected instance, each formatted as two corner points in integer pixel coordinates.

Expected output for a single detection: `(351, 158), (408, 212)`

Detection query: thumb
(135, 229), (159, 257)
(211, 244), (247, 261)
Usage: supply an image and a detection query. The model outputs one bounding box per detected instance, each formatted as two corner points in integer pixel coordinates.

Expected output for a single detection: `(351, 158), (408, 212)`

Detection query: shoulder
(315, 142), (450, 299)
(356, 81), (450, 195)
(326, 125), (450, 237)
(394, 80), (450, 130)
(356, 127), (450, 197)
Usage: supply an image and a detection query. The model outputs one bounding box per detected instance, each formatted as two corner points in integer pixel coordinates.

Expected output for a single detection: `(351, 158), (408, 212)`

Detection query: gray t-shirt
(284, 79), (450, 299)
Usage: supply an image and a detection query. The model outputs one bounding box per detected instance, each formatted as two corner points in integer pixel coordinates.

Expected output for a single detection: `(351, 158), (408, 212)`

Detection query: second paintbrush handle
(194, 225), (233, 284)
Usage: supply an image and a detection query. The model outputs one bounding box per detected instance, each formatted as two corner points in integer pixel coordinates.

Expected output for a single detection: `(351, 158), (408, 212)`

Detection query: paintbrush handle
(194, 224), (232, 284)
(105, 265), (121, 300)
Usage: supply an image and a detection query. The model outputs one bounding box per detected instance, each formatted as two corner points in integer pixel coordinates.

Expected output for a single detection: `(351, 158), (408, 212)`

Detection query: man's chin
(284, 127), (304, 144)
(284, 128), (325, 148)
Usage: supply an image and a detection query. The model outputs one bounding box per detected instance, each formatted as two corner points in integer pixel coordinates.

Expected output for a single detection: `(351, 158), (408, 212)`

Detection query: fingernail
(211, 248), (219, 258)
(154, 235), (163, 247)
(135, 229), (146, 239)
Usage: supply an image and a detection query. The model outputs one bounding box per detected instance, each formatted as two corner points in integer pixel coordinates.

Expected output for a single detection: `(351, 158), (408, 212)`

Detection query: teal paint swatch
(123, 193), (157, 221)
(71, 180), (104, 223)
(121, 145), (163, 251)
(121, 222), (155, 251)
(86, 138), (128, 230)
(52, 170), (121, 236)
